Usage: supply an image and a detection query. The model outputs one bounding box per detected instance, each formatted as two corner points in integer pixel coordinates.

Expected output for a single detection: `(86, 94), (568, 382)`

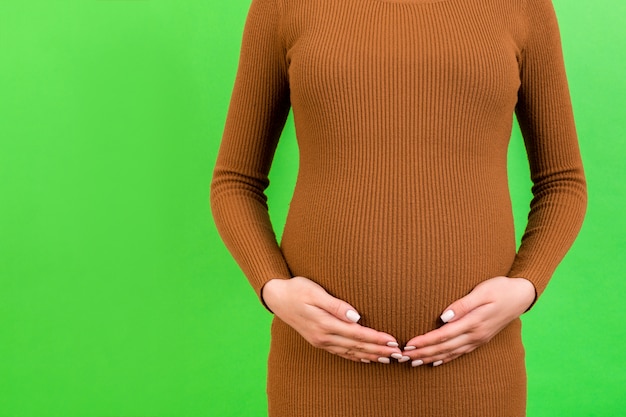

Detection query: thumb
(439, 291), (486, 324)
(317, 292), (362, 323)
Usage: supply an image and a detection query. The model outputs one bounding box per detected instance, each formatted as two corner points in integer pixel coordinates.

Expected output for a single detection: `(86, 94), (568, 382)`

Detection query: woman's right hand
(261, 276), (403, 364)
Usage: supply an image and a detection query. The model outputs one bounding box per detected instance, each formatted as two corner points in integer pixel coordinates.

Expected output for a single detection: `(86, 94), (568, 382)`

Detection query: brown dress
(210, 0), (587, 415)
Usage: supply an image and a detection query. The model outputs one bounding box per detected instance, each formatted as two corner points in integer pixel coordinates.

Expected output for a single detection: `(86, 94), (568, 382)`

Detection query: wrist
(508, 277), (536, 313)
(261, 278), (287, 313)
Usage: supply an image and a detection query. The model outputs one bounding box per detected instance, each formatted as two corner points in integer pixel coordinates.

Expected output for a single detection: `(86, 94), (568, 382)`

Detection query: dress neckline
(372, 0), (448, 4)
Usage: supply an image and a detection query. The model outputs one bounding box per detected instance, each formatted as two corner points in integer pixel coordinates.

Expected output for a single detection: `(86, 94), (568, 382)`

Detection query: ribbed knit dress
(210, 0), (587, 415)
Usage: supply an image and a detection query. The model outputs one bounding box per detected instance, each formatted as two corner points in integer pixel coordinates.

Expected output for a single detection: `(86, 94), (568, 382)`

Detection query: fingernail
(361, 359), (371, 363)
(398, 356), (411, 363)
(411, 359), (424, 367)
(433, 360), (444, 367)
(440, 310), (455, 323)
(378, 357), (390, 364)
(346, 310), (361, 323)
(386, 341), (399, 347)
(404, 345), (416, 351)
(391, 353), (403, 360)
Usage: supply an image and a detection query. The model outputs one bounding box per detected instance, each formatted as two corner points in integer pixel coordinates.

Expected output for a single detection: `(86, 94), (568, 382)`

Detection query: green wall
(1, 1), (624, 416)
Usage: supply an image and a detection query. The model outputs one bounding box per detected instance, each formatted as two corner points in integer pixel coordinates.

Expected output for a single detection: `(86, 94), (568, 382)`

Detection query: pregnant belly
(280, 201), (517, 342)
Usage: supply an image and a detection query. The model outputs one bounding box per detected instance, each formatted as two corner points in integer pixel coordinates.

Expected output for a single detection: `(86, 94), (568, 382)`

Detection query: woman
(211, 0), (587, 415)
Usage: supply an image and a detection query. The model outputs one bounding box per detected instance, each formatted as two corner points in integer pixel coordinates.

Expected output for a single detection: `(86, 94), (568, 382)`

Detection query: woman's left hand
(402, 276), (536, 367)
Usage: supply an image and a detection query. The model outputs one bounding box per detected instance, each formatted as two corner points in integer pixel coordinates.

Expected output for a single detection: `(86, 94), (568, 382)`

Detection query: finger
(403, 319), (468, 352)
(334, 350), (387, 364)
(312, 286), (364, 324)
(404, 302), (495, 353)
(439, 288), (492, 324)
(341, 322), (401, 348)
(311, 291), (401, 347)
(404, 332), (472, 363)
(404, 310), (497, 365)
(309, 315), (403, 362)
(411, 341), (480, 367)
(323, 336), (402, 363)
(312, 312), (402, 354)
(412, 350), (464, 367)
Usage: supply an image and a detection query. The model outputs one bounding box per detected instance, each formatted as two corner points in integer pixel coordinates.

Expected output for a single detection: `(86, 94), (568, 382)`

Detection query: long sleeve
(210, 0), (292, 304)
(508, 0), (587, 300)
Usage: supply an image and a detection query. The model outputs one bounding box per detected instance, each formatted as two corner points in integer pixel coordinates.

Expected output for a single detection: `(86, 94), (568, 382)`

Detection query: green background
(1, 1), (624, 416)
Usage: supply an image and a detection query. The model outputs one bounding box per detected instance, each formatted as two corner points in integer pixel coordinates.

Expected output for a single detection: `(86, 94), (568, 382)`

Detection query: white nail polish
(378, 357), (390, 364)
(440, 310), (455, 323)
(346, 310), (361, 323)
(433, 360), (444, 367)
(398, 356), (411, 363)
(391, 353), (403, 360)
(361, 358), (371, 363)
(404, 345), (416, 351)
(386, 341), (399, 347)
(411, 359), (424, 367)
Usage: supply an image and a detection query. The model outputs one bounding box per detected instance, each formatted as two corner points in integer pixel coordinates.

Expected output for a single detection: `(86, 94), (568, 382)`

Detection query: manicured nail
(391, 353), (403, 360)
(386, 341), (399, 347)
(404, 345), (416, 351)
(440, 310), (455, 323)
(361, 359), (371, 363)
(411, 359), (424, 367)
(433, 360), (444, 367)
(398, 356), (411, 363)
(378, 357), (390, 364)
(346, 310), (361, 323)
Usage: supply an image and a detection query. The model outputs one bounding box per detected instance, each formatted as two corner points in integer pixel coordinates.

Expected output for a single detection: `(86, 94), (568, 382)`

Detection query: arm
(401, 0), (587, 366)
(210, 0), (293, 302)
(210, 0), (402, 363)
(508, 0), (587, 302)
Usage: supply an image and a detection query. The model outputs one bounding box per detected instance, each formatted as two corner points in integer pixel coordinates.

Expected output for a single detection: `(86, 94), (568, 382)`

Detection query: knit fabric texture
(211, 0), (587, 415)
